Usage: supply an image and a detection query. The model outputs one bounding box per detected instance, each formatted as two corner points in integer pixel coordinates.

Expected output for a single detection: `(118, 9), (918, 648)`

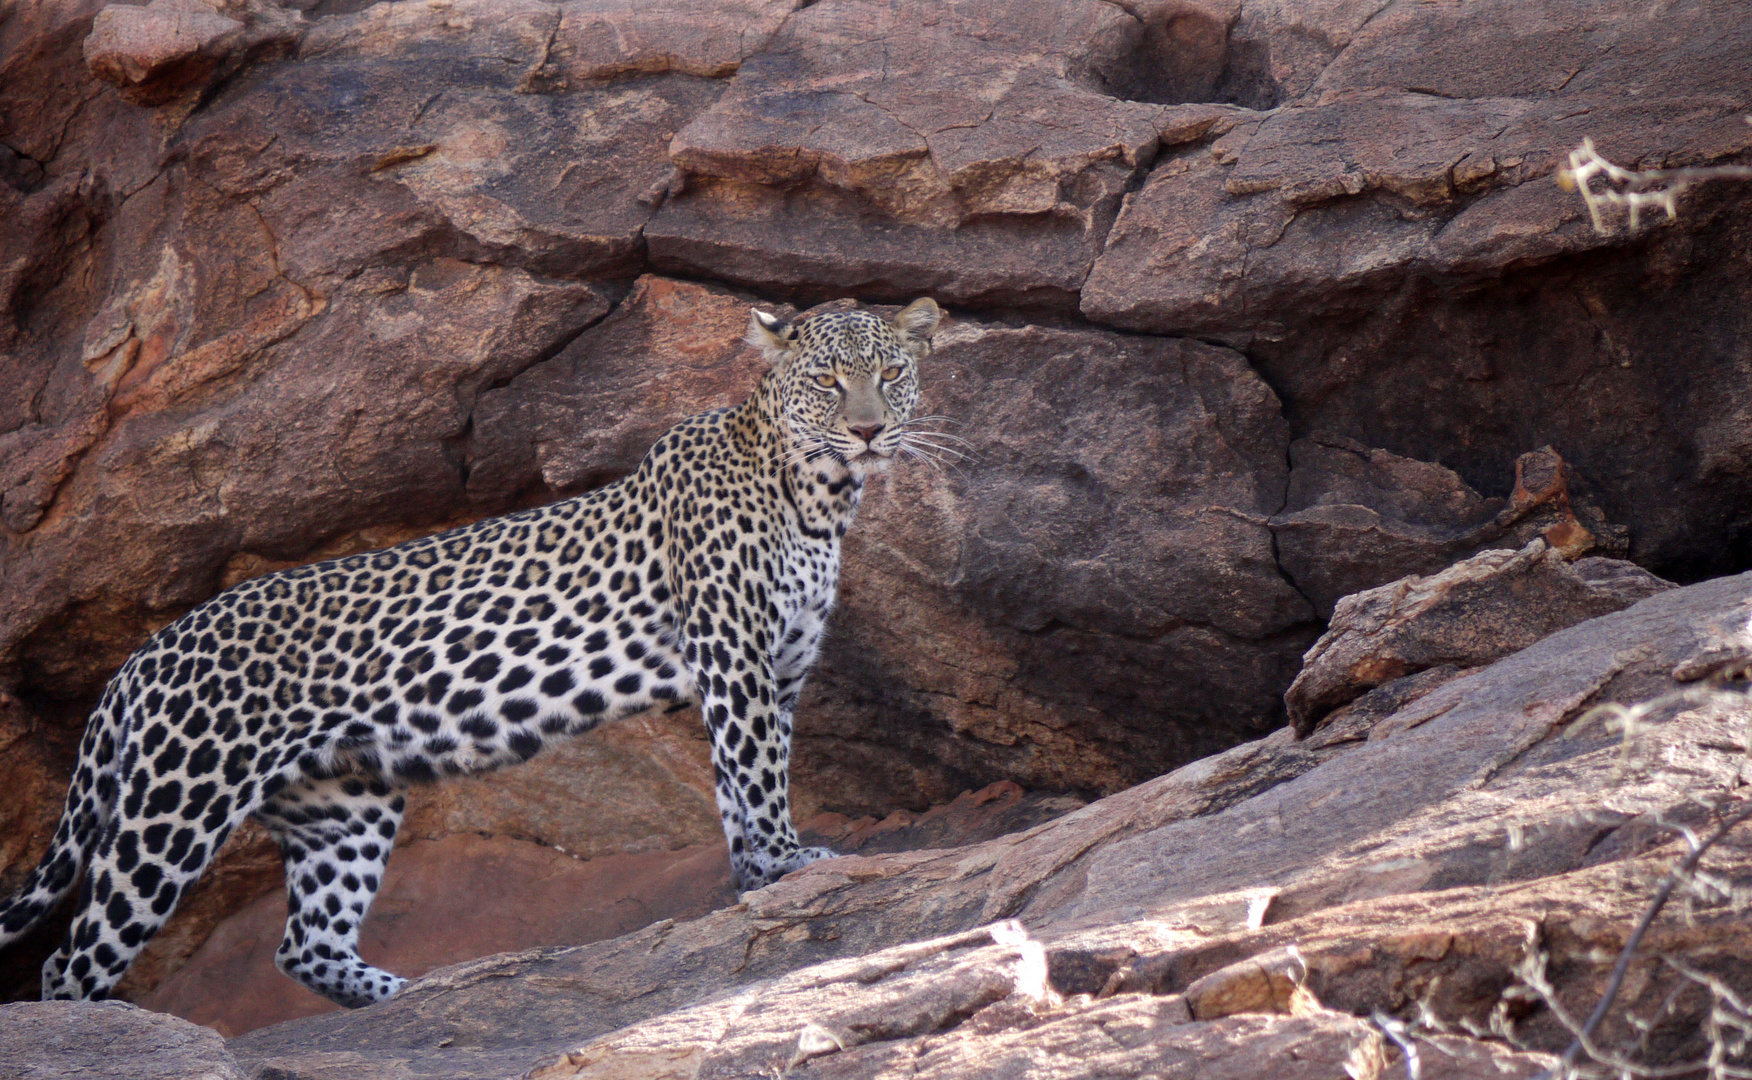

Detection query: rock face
(806, 314), (1316, 803)
(222, 571), (1752, 1079)
(1284, 538), (1674, 734)
(516, 929), (1558, 1080)
(649, 0), (1167, 309)
(1, 0), (1749, 1041)
(1272, 440), (1631, 618)
(0, 1000), (244, 1080)
(83, 0), (301, 106)
(1080, 0), (1752, 580)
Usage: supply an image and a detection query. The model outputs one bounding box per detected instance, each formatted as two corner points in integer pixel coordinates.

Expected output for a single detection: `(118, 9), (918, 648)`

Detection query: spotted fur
(0, 298), (943, 1007)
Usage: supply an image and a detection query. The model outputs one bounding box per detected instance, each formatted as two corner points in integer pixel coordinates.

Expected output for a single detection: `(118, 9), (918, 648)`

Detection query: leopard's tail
(0, 679), (129, 949)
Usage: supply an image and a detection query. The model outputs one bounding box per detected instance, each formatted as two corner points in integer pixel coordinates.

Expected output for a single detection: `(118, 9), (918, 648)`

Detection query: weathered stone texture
(1284, 538), (1674, 733)
(1081, 0), (1752, 575)
(0, 999), (244, 1080)
(1271, 439), (1633, 617)
(648, 0), (1170, 307)
(800, 316), (1317, 804)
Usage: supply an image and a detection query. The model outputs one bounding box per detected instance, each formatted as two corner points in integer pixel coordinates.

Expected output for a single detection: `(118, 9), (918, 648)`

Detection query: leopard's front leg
(696, 653), (831, 891)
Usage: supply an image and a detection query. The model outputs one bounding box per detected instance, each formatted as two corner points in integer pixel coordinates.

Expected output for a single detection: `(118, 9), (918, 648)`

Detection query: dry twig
(1518, 683), (1752, 1079)
(1557, 133), (1752, 234)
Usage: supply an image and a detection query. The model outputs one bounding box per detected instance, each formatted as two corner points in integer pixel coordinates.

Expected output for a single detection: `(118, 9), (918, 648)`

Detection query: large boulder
(0, 1000), (244, 1080)
(1284, 538), (1674, 734)
(1080, 0), (1752, 575)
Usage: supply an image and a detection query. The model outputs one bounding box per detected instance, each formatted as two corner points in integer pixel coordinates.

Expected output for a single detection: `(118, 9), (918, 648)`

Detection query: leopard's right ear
(746, 309), (801, 369)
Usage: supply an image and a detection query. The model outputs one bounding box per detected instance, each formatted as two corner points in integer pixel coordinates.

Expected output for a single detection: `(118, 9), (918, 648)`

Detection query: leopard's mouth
(847, 448), (893, 474)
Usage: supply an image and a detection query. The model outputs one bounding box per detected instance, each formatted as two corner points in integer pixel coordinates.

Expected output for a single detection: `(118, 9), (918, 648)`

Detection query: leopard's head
(747, 298), (943, 479)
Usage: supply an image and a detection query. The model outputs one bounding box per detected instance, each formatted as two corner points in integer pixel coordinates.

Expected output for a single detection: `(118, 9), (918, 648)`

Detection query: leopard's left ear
(746, 308), (801, 369)
(892, 297), (941, 353)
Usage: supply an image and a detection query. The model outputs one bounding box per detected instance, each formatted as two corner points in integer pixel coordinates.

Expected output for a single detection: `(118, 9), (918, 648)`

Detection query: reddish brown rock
(141, 834), (738, 1038)
(0, 2), (110, 173)
(463, 275), (772, 499)
(1086, 0), (1752, 330)
(133, 780), (1074, 1037)
(1, 1000), (245, 1080)
(270, 0), (781, 278)
(85, 1), (244, 87)
(1271, 435), (1502, 617)
(2, 0), (760, 716)
(0, 695), (76, 1004)
(1273, 439), (1631, 617)
(648, 0), (1168, 308)
(300, 0), (799, 85)
(0, 696), (64, 901)
(110, 707), (723, 1005)
(396, 709), (722, 858)
(83, 0), (296, 106)
(8, 261), (607, 706)
(800, 313), (1317, 806)
(1080, 0), (1752, 575)
(802, 782), (1085, 858)
(1284, 538), (1673, 735)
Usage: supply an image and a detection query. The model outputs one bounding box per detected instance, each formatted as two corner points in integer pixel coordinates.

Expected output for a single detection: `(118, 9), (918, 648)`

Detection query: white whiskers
(782, 416), (972, 480)
(892, 416), (972, 477)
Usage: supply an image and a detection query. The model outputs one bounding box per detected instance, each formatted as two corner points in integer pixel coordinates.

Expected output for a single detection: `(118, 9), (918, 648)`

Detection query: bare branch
(1557, 133), (1752, 234)
(1526, 795), (1752, 1080)
(1373, 1010), (1422, 1080)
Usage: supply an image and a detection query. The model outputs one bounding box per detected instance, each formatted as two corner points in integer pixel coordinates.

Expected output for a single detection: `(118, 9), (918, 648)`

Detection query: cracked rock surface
(0, 0), (1749, 1058)
(1081, 0), (1752, 576)
(1284, 538), (1674, 734)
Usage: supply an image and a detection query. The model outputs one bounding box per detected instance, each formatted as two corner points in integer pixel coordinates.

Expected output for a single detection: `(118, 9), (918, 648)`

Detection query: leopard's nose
(848, 423), (884, 444)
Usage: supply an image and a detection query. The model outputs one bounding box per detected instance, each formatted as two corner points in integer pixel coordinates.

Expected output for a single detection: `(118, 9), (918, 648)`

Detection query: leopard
(0, 296), (944, 1008)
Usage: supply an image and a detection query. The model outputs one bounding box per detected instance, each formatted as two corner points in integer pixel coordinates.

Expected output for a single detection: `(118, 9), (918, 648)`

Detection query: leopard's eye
(812, 373), (838, 389)
(881, 365), (903, 382)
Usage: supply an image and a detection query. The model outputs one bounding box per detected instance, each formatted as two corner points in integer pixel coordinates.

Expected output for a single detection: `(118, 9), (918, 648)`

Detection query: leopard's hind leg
(39, 732), (284, 1000)
(255, 776), (407, 1007)
(0, 682), (127, 952)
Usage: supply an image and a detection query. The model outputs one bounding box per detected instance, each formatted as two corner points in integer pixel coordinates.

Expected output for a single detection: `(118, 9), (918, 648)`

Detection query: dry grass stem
(1557, 133), (1752, 234)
